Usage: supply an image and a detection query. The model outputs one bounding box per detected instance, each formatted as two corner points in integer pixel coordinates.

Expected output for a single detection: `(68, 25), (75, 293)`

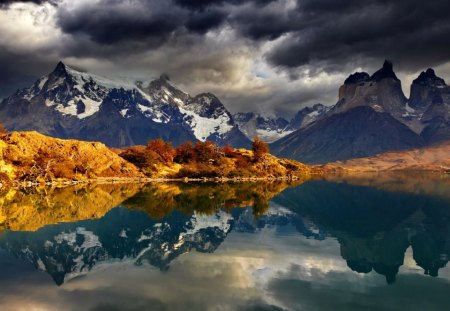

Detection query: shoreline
(2, 169), (448, 190)
(3, 174), (319, 189)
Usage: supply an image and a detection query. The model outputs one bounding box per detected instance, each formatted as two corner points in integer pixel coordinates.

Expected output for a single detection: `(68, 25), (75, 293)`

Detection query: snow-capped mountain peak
(2, 61), (250, 147)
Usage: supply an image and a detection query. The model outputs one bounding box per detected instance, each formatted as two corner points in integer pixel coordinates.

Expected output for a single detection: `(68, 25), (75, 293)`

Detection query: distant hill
(325, 141), (450, 172)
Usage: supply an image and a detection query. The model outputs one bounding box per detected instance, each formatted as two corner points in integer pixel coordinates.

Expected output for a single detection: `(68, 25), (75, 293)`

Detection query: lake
(0, 173), (450, 311)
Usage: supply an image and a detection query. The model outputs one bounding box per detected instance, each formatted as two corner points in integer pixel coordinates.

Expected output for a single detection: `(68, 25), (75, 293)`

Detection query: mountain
(233, 112), (292, 143)
(271, 106), (423, 163)
(289, 103), (329, 129)
(409, 68), (450, 144)
(0, 62), (250, 148)
(271, 61), (450, 163)
(331, 60), (409, 123)
(233, 104), (328, 143)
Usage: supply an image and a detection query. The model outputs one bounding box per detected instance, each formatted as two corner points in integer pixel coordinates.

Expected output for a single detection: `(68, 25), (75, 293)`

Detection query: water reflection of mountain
(0, 181), (304, 285)
(0, 205), (319, 286)
(274, 180), (450, 283)
(0, 178), (449, 286)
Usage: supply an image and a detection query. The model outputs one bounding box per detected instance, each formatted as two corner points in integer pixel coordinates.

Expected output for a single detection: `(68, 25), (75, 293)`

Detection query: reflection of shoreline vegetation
(0, 180), (304, 232)
(124, 180), (304, 219)
(0, 184), (142, 232)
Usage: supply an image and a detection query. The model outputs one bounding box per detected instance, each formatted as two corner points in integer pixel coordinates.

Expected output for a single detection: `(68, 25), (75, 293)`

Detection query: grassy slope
(0, 131), (316, 184)
(0, 131), (143, 183)
(324, 141), (450, 172)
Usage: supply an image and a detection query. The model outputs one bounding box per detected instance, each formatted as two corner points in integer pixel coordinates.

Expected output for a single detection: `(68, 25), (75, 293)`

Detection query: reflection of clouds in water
(0, 227), (346, 311)
(1, 221), (450, 311)
(268, 265), (450, 311)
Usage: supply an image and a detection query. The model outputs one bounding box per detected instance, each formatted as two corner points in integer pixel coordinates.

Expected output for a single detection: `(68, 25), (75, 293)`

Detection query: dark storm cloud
(185, 9), (228, 34)
(267, 0), (450, 73)
(0, 49), (57, 98)
(55, 0), (282, 46)
(56, 1), (184, 45)
(173, 0), (276, 11)
(230, 7), (298, 41)
(2, 0), (450, 113)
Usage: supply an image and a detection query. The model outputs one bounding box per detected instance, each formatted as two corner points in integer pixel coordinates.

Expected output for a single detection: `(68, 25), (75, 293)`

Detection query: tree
(119, 146), (160, 176)
(147, 139), (176, 163)
(194, 141), (217, 163)
(252, 136), (269, 162)
(175, 141), (196, 163)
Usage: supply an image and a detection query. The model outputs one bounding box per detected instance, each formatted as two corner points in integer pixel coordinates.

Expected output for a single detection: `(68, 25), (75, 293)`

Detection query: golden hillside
(0, 131), (143, 183)
(324, 141), (450, 172)
(0, 131), (317, 186)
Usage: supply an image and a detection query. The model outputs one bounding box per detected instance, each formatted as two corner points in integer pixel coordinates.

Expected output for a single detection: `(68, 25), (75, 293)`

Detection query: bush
(176, 163), (218, 178)
(193, 141), (218, 163)
(235, 154), (251, 168)
(119, 146), (160, 176)
(252, 136), (269, 162)
(175, 142), (196, 163)
(147, 139), (175, 163)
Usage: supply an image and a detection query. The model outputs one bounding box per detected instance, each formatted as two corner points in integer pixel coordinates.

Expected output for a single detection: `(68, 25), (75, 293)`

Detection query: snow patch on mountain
(179, 105), (233, 141)
(65, 65), (138, 91)
(54, 227), (102, 250)
(182, 211), (233, 237)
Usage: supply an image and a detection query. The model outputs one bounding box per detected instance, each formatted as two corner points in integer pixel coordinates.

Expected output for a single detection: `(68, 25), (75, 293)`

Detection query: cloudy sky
(1, 0), (450, 117)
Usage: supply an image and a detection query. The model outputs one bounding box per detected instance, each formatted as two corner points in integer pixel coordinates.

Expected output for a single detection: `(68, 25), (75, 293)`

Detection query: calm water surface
(0, 174), (450, 311)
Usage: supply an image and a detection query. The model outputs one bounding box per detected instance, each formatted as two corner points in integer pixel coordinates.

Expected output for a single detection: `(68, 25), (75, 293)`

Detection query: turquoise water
(0, 177), (449, 310)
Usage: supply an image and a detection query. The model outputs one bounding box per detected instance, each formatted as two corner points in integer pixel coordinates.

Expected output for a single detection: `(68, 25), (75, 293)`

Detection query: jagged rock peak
(344, 72), (370, 84)
(370, 60), (399, 82)
(414, 68), (446, 85)
(50, 61), (69, 77)
(160, 73), (170, 81)
(55, 61), (66, 70)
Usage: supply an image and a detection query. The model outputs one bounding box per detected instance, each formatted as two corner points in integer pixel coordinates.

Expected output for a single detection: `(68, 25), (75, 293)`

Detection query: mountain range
(0, 62), (250, 148)
(271, 61), (450, 163)
(1, 60), (449, 163)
